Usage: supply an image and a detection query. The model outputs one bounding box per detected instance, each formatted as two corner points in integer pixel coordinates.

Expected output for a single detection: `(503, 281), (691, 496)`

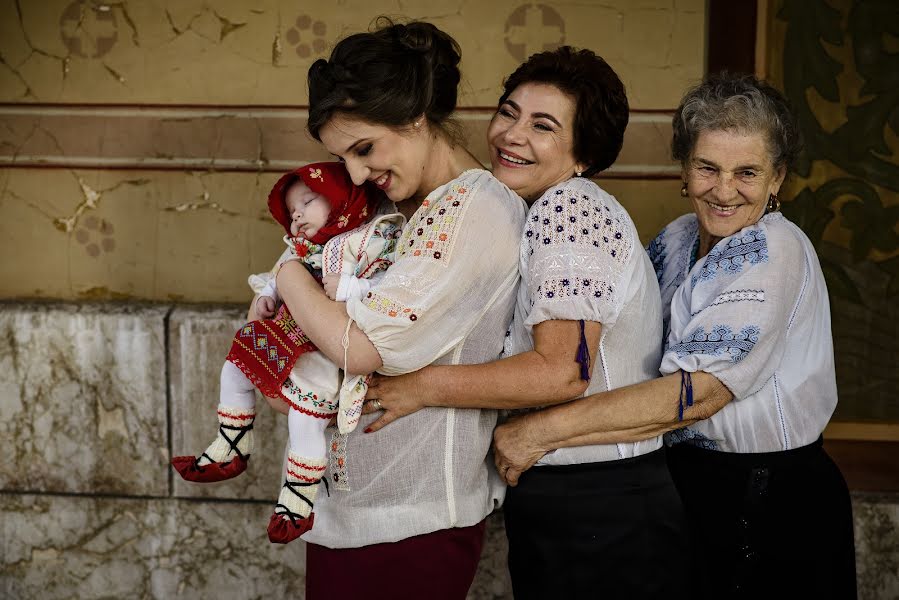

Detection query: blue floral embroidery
(646, 229), (667, 284)
(670, 324), (760, 363)
(665, 427), (719, 450)
(536, 277), (610, 301)
(692, 228), (768, 285)
(523, 183), (631, 265)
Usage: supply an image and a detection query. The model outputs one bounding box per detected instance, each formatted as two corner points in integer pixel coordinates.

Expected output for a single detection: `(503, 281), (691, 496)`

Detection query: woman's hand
(361, 371), (433, 433)
(493, 412), (551, 486)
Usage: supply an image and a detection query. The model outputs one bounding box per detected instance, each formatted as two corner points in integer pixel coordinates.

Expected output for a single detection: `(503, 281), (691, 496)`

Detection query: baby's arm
(255, 278), (280, 318)
(322, 272), (382, 301)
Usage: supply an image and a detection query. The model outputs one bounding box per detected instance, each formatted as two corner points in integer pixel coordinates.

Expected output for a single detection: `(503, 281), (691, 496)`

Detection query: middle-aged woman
(488, 73), (857, 598)
(268, 19), (526, 599)
(366, 47), (688, 599)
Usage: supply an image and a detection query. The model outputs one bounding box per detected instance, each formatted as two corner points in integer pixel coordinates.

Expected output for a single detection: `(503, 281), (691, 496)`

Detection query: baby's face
(285, 181), (331, 239)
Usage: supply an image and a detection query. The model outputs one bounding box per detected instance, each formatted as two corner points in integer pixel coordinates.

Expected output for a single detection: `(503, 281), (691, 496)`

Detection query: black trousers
(503, 448), (689, 599)
(667, 437), (857, 599)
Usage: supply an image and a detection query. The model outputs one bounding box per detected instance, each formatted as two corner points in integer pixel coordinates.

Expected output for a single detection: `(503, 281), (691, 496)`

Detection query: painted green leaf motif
(849, 0), (899, 96)
(779, 0), (899, 191)
(878, 255), (899, 297)
(820, 256), (862, 303)
(840, 192), (899, 262)
(779, 0), (843, 102)
(782, 186), (835, 247)
(840, 95), (897, 159)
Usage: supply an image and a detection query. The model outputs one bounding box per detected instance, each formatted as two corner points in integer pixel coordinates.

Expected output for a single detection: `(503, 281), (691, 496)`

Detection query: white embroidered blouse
(648, 212), (838, 453)
(504, 178), (665, 465)
(304, 169), (527, 548)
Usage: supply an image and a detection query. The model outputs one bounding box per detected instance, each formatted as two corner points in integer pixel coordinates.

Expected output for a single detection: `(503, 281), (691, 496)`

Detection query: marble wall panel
(0, 300), (896, 598)
(0, 303), (169, 495)
(169, 305), (289, 501)
(0, 493), (305, 600)
(854, 495), (899, 600)
(2, 490), (897, 599)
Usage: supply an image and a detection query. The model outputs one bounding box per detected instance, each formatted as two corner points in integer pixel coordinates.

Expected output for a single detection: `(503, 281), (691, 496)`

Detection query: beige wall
(0, 0), (704, 302)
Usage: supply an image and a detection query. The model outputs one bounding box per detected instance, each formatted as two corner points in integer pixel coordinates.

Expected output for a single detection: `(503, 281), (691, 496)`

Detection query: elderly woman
(366, 47), (687, 598)
(267, 19), (526, 599)
(490, 73), (856, 598)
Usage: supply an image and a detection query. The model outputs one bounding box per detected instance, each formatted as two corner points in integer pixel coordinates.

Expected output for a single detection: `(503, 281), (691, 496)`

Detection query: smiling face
(317, 114), (434, 203)
(284, 181), (331, 239)
(685, 129), (785, 251)
(487, 82), (585, 203)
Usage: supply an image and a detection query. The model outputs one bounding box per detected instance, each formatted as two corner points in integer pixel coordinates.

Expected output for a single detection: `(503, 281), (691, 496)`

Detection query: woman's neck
(413, 133), (481, 204)
(696, 228), (722, 260)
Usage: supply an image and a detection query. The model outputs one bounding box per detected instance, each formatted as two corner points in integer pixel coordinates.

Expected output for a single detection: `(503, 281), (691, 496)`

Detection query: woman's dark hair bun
(307, 18), (462, 140)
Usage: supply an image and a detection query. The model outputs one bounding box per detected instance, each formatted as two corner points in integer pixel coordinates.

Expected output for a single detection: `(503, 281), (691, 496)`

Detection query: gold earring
(680, 182), (688, 197)
(766, 193), (781, 213)
(413, 120), (421, 128)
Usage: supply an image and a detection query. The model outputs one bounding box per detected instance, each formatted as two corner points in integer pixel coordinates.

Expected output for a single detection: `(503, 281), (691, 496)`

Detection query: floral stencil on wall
(60, 1), (118, 58)
(286, 15), (327, 59)
(75, 215), (115, 258)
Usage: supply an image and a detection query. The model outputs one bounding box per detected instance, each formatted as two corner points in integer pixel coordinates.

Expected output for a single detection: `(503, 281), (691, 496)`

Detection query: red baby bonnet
(267, 162), (380, 245)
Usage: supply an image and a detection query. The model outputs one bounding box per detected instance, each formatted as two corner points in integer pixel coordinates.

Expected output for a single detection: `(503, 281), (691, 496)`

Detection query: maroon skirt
(305, 520), (487, 599)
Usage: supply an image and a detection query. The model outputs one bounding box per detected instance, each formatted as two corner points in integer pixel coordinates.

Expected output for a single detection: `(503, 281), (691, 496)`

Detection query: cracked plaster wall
(0, 1), (704, 106)
(0, 0), (701, 303)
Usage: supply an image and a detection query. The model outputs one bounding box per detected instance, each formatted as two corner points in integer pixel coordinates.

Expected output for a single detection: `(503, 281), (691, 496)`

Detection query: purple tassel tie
(576, 319), (591, 381)
(678, 370), (694, 421)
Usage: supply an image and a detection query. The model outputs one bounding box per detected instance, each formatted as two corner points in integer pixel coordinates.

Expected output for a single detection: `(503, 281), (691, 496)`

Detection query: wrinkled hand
(322, 274), (340, 300)
(361, 372), (431, 433)
(493, 413), (549, 486)
(256, 295), (277, 319)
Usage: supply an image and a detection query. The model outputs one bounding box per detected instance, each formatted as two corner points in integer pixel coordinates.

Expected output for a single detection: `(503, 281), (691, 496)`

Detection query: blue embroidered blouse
(648, 212), (838, 453)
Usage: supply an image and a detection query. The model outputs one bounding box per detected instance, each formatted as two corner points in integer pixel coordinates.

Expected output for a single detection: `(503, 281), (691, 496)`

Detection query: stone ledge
(0, 493), (305, 600)
(0, 302), (169, 496)
(0, 302), (896, 599)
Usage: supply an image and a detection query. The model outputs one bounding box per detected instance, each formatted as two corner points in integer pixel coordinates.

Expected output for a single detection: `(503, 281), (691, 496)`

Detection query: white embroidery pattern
(694, 289), (766, 315)
(526, 185), (634, 310)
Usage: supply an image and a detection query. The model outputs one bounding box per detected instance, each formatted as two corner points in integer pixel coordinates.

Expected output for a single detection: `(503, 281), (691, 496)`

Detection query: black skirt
(666, 437), (857, 599)
(503, 447), (689, 599)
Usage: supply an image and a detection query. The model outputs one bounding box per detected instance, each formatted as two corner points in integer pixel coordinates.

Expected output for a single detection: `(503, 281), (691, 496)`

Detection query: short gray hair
(671, 72), (801, 172)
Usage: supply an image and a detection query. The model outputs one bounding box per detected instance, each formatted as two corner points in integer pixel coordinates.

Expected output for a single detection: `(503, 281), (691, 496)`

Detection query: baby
(172, 162), (403, 544)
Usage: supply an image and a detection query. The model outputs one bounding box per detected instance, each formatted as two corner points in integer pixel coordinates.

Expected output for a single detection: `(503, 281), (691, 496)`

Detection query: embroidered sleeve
(321, 215), (404, 278)
(346, 172), (526, 375)
(646, 228), (667, 286)
(523, 182), (637, 329)
(660, 217), (808, 399)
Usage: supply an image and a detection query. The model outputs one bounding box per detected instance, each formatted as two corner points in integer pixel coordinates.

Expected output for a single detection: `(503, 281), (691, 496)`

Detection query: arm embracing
(526, 370), (731, 447)
(492, 370), (732, 485)
(369, 319), (601, 411)
(276, 261), (382, 374)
